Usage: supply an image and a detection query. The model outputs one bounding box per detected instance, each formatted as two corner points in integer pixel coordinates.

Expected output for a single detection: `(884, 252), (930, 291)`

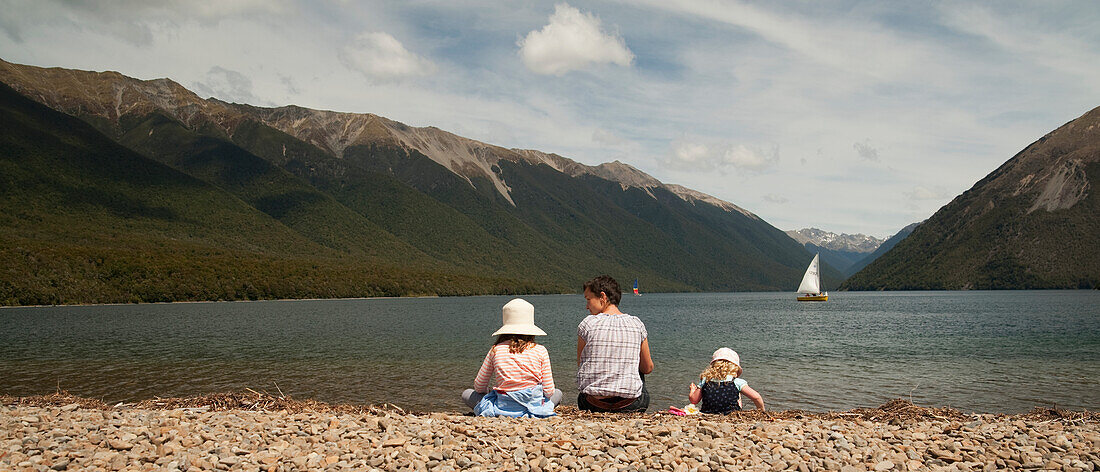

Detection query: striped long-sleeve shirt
(473, 343), (555, 397)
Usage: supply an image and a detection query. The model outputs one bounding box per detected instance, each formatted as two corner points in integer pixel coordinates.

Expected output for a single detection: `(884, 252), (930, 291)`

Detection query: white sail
(797, 254), (821, 294)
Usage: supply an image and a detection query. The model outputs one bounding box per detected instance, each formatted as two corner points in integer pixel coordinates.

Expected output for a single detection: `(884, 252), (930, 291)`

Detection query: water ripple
(2, 291), (1098, 413)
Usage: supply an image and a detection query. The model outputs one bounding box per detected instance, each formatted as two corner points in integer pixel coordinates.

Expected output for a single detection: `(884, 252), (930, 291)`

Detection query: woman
(576, 275), (654, 412)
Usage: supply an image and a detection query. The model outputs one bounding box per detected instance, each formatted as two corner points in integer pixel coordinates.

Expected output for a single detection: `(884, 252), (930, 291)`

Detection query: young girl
(687, 348), (765, 414)
(461, 298), (562, 417)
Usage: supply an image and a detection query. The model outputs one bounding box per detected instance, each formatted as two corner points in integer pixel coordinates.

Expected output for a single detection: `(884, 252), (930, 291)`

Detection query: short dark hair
(583, 275), (621, 306)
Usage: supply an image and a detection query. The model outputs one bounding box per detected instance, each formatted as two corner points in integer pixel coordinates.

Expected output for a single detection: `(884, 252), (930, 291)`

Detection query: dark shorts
(577, 381), (649, 413)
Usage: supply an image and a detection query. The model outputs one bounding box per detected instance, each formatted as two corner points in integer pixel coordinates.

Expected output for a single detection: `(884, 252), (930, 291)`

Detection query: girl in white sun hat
(461, 298), (562, 417)
(687, 347), (765, 414)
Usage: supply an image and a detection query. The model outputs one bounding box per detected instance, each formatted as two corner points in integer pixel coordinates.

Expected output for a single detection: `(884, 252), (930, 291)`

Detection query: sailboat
(796, 254), (828, 301)
(632, 279), (641, 296)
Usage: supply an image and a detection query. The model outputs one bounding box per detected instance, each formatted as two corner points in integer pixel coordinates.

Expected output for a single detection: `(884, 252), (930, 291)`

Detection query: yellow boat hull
(797, 294), (828, 301)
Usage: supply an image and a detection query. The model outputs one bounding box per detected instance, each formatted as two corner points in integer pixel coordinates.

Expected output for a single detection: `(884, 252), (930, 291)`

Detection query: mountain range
(785, 228), (884, 277)
(843, 105), (1099, 290)
(0, 59), (834, 305)
(843, 222), (920, 278)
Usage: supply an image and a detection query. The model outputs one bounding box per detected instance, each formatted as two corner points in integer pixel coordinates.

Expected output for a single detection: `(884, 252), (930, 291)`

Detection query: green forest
(0, 74), (821, 306)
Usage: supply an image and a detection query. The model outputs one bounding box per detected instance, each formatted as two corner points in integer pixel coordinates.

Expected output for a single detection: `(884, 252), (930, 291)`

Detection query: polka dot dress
(699, 380), (742, 414)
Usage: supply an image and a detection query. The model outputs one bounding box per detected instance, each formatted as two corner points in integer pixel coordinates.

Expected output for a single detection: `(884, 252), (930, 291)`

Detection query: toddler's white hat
(711, 347), (740, 367)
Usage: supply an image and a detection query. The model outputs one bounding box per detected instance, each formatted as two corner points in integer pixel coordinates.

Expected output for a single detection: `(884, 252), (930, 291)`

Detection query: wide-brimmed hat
(711, 347), (740, 367)
(491, 298), (547, 336)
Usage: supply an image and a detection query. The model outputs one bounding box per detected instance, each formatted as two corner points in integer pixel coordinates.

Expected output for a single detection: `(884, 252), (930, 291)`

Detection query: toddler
(687, 347), (765, 414)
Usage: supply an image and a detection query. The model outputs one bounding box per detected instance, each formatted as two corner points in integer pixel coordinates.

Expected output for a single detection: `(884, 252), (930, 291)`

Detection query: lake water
(2, 291), (1098, 414)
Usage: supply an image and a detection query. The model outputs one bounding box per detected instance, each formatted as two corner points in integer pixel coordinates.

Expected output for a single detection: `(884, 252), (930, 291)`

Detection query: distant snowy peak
(785, 228), (884, 253)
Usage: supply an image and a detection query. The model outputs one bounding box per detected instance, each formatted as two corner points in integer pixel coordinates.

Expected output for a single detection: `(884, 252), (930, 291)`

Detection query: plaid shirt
(576, 313), (648, 397)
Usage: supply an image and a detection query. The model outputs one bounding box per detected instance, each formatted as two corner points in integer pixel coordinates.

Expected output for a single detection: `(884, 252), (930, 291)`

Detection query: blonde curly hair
(699, 359), (742, 382)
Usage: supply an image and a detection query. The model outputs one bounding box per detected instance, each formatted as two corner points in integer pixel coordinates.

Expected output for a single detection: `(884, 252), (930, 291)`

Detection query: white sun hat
(491, 298), (547, 336)
(711, 347), (740, 367)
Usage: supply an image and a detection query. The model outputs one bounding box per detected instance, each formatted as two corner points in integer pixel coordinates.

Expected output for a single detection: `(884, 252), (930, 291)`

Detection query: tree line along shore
(2, 392), (1098, 472)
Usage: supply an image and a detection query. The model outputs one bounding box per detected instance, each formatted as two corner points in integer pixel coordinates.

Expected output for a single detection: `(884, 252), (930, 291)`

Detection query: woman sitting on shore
(462, 298), (562, 417)
(576, 275), (654, 413)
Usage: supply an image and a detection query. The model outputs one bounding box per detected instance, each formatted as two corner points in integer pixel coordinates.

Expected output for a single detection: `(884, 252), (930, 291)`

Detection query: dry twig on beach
(0, 391), (108, 410)
(3, 392), (1095, 424)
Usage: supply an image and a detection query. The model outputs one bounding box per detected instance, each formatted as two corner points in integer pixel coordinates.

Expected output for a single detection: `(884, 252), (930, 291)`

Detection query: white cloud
(5, 0), (1099, 239)
(724, 144), (780, 171)
(631, 0), (953, 87)
(518, 3), (634, 76)
(2, 0), (291, 46)
(665, 141), (779, 173)
(853, 140), (880, 162)
(191, 66), (264, 104)
(187, 0), (289, 17)
(939, 3), (1100, 83)
(763, 194), (789, 204)
(340, 32), (437, 82)
(671, 141), (710, 166)
(592, 128), (626, 146)
(905, 185), (953, 201)
(278, 74), (300, 95)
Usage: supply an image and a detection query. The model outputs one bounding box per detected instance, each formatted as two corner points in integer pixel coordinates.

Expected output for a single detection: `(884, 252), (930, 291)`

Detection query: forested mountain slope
(0, 59), (825, 304)
(843, 106), (1100, 290)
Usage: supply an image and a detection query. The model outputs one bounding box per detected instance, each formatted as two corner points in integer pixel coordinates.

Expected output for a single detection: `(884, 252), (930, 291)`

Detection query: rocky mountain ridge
(843, 105), (1099, 290)
(785, 228), (883, 253)
(784, 228), (886, 277)
(0, 59), (750, 217)
(843, 222), (921, 278)
(0, 58), (826, 303)
(224, 103), (755, 215)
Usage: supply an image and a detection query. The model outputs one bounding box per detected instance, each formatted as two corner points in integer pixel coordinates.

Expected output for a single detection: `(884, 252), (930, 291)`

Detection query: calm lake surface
(2, 291), (1098, 414)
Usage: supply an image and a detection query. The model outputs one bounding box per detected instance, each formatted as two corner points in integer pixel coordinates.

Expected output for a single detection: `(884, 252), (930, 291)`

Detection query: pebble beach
(2, 393), (1098, 472)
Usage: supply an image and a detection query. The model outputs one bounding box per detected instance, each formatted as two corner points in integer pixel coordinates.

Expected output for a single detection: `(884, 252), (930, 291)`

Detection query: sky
(3, 1), (1099, 238)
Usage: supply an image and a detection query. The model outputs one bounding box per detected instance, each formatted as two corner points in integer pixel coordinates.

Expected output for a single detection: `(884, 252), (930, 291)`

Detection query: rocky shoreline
(2, 393), (1098, 471)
